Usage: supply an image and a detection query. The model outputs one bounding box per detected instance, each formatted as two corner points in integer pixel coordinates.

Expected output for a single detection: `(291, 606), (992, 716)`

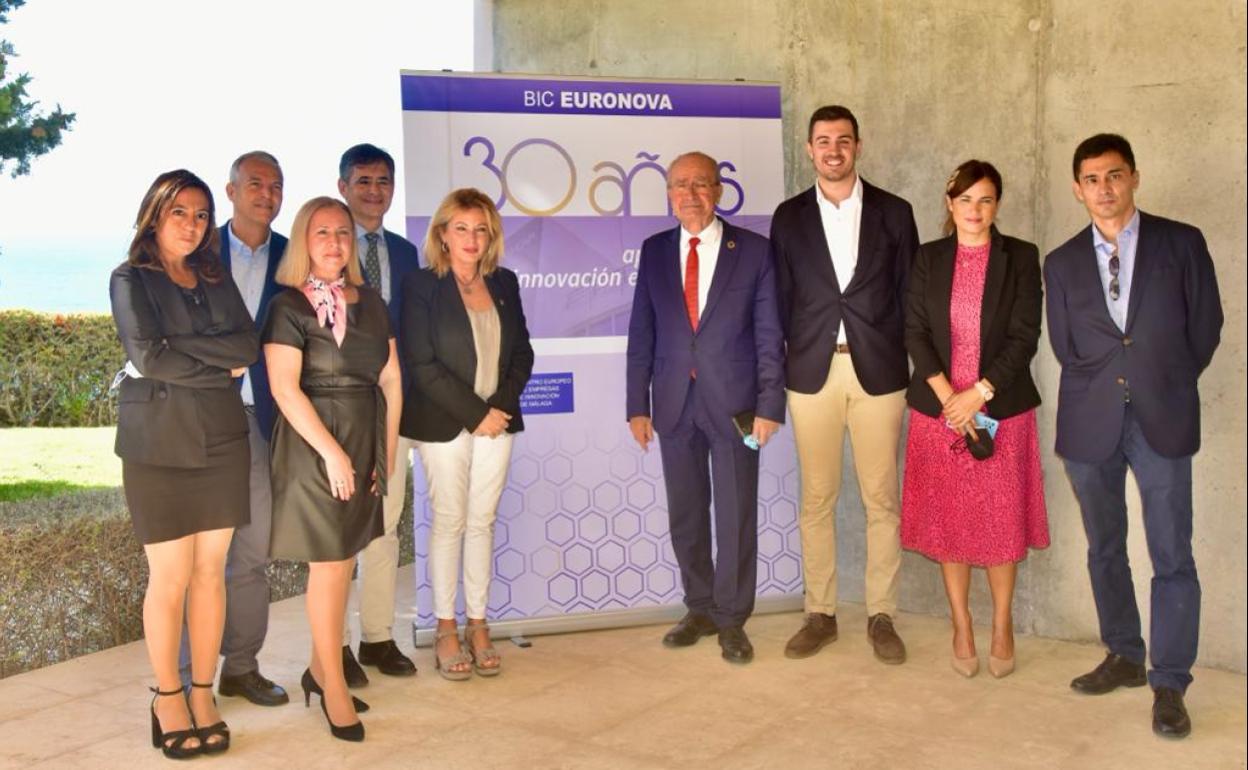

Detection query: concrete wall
(491, 0), (1248, 671)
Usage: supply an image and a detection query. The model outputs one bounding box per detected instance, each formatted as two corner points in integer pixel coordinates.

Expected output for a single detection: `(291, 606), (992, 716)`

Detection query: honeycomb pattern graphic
(410, 356), (802, 625)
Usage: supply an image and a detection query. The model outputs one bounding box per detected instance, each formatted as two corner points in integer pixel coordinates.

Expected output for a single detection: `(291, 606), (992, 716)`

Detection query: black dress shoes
(358, 640), (418, 677)
(1070, 652), (1147, 694)
(218, 669), (289, 706)
(342, 645), (370, 688)
(718, 626), (754, 664)
(662, 612), (718, 648)
(1152, 687), (1192, 739)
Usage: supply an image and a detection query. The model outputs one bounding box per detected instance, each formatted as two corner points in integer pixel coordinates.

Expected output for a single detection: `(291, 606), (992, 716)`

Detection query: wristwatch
(975, 380), (994, 402)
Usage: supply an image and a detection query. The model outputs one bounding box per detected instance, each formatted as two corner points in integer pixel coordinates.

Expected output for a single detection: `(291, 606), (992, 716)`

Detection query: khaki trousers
(787, 354), (905, 616)
(346, 435), (415, 644)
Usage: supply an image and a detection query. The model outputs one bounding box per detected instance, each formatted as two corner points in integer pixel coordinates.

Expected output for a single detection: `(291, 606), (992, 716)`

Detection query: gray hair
(228, 151), (283, 186)
(666, 151), (722, 184)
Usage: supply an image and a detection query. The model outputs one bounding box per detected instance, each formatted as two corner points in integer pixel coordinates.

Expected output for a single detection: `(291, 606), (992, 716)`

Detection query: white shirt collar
(816, 174), (862, 212)
(226, 221), (272, 256)
(680, 216), (723, 244)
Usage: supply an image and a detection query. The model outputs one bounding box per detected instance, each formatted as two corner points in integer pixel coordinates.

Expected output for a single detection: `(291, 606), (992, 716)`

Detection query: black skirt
(123, 430), (250, 544)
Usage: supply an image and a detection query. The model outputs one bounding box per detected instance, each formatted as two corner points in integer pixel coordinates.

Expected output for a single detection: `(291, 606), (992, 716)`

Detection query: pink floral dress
(900, 242), (1049, 565)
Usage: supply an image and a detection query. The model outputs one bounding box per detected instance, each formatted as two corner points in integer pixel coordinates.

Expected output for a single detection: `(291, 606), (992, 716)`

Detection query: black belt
(303, 385), (388, 495)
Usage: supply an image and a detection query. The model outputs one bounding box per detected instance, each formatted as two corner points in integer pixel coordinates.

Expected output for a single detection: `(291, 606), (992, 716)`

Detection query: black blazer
(905, 230), (1042, 419)
(1044, 211), (1222, 462)
(218, 222), (287, 440)
(110, 262), (259, 468)
(399, 267), (535, 442)
(772, 180), (919, 395)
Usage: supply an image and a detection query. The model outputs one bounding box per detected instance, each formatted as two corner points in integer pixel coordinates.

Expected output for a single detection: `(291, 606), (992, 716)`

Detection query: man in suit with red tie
(1046, 134), (1222, 739)
(770, 106), (918, 664)
(626, 151), (786, 664)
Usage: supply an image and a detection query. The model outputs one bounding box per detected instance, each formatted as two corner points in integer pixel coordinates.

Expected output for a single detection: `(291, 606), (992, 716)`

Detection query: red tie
(684, 236), (700, 331)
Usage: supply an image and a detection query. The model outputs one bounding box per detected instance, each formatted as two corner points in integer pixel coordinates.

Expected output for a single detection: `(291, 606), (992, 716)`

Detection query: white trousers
(346, 435), (414, 644)
(417, 430), (515, 620)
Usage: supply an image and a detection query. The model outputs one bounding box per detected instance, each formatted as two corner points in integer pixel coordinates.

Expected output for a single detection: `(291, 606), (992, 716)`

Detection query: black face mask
(951, 430), (994, 461)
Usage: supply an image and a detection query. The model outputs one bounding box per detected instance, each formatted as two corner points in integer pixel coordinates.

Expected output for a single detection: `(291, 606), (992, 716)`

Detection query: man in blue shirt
(181, 151), (290, 706)
(336, 143), (421, 683)
(1045, 134), (1223, 739)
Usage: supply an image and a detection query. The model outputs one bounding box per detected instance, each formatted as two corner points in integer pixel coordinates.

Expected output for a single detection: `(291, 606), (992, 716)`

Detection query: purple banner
(400, 74), (782, 118)
(407, 215), (772, 338)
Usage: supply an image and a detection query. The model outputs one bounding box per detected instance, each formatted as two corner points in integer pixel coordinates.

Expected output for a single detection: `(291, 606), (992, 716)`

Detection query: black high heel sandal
(299, 668), (370, 712)
(149, 687), (200, 760)
(298, 668), (364, 742)
(189, 681), (230, 754)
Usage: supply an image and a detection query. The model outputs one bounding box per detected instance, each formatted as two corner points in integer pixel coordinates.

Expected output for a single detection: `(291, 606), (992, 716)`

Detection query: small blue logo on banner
(520, 372), (575, 415)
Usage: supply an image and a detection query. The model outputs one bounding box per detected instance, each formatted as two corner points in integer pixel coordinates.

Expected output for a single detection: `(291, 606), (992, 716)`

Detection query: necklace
(453, 269), (480, 294)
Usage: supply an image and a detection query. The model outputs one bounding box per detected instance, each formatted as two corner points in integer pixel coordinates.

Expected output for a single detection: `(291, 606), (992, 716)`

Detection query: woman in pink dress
(901, 160), (1049, 679)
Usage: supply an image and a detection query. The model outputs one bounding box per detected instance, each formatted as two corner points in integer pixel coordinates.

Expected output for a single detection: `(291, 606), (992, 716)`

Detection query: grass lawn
(0, 427), (121, 502)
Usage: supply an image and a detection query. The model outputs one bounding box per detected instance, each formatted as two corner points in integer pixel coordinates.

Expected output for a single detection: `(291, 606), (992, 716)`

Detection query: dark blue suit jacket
(219, 222), (287, 441)
(382, 228), (421, 389)
(1044, 210), (1222, 462)
(626, 219), (786, 438)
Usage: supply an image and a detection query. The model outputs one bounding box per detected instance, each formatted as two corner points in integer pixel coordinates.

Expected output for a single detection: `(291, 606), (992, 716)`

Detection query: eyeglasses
(1108, 246), (1120, 301)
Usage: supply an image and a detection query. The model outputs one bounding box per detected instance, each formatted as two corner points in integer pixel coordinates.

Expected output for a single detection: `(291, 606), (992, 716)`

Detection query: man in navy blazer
(337, 143), (421, 681)
(626, 151), (785, 664)
(1046, 134), (1222, 739)
(769, 106), (917, 665)
(179, 151), (289, 706)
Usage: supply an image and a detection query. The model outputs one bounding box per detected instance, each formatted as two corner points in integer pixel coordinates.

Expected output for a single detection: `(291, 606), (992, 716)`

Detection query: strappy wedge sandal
(149, 687), (200, 760)
(190, 681), (230, 754)
(433, 628), (473, 681)
(465, 622), (502, 677)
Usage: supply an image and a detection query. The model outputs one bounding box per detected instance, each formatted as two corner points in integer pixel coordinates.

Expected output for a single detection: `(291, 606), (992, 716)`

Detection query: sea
(0, 240), (125, 313)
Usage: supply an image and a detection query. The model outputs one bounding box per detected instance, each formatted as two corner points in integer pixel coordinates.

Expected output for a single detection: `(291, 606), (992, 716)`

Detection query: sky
(0, 0), (475, 311)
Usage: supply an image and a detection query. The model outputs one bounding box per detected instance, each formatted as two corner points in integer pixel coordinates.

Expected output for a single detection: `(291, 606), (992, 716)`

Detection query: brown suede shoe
(784, 613), (838, 659)
(867, 613), (906, 664)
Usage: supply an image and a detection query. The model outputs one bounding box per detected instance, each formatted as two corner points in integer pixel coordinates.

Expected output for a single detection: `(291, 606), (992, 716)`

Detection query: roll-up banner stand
(400, 71), (803, 644)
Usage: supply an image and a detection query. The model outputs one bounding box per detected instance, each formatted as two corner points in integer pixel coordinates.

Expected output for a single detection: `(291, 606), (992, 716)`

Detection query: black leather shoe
(1070, 652), (1147, 694)
(342, 645), (369, 688)
(358, 640), (417, 677)
(718, 626), (754, 664)
(1152, 687), (1192, 738)
(218, 670), (289, 706)
(662, 612), (718, 648)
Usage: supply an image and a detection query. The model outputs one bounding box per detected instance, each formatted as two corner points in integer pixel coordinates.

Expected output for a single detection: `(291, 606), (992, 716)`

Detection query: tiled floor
(1, 566), (1244, 769)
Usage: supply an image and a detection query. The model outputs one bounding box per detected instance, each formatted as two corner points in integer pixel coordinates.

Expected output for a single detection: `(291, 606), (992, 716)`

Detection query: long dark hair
(128, 169), (224, 283)
(942, 160), (1003, 237)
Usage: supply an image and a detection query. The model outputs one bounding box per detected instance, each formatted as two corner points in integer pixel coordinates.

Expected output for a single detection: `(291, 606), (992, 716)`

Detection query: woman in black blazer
(110, 170), (257, 757)
(400, 188), (533, 680)
(899, 161), (1049, 679)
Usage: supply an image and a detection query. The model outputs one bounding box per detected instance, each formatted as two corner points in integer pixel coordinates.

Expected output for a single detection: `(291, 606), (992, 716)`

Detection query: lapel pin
(726, 240), (736, 249)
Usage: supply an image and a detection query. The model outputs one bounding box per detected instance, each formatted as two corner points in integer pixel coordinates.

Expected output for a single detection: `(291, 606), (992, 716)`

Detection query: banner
(400, 72), (801, 630)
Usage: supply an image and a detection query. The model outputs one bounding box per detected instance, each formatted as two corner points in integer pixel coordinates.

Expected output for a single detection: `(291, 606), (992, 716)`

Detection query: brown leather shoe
(784, 613), (838, 659)
(867, 613), (906, 664)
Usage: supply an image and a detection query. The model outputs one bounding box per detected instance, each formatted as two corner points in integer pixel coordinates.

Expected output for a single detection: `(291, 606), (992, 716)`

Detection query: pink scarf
(302, 277), (348, 347)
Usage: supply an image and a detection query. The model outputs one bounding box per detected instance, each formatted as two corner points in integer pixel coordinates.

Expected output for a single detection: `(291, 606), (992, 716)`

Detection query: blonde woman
(399, 188), (534, 679)
(264, 197), (402, 741)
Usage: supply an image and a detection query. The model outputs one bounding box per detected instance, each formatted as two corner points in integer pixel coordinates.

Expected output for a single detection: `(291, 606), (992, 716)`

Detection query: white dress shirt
(227, 223), (272, 406)
(816, 175), (863, 345)
(678, 217), (724, 322)
(356, 223), (392, 302)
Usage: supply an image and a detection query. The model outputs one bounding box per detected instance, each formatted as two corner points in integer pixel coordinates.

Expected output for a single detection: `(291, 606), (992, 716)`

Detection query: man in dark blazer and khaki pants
(1046, 134), (1222, 739)
(770, 105), (918, 664)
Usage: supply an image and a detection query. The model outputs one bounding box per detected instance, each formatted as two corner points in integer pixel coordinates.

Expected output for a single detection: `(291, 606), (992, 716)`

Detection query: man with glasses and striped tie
(336, 143), (422, 684)
(1044, 133), (1223, 740)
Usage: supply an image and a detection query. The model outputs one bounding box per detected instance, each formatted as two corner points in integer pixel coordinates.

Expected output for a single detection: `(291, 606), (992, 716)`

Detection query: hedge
(0, 311), (124, 427)
(0, 481), (416, 679)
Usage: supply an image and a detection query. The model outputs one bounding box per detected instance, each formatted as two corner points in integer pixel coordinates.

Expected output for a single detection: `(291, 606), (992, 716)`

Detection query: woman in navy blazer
(900, 160), (1049, 679)
(110, 169), (257, 757)
(399, 188), (533, 680)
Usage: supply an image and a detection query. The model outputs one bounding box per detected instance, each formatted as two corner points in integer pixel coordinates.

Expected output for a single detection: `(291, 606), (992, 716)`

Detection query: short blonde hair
(423, 188), (504, 277)
(276, 197), (364, 287)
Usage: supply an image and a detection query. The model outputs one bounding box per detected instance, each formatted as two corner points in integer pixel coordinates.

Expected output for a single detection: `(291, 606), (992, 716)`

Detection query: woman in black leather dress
(264, 196), (402, 741)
